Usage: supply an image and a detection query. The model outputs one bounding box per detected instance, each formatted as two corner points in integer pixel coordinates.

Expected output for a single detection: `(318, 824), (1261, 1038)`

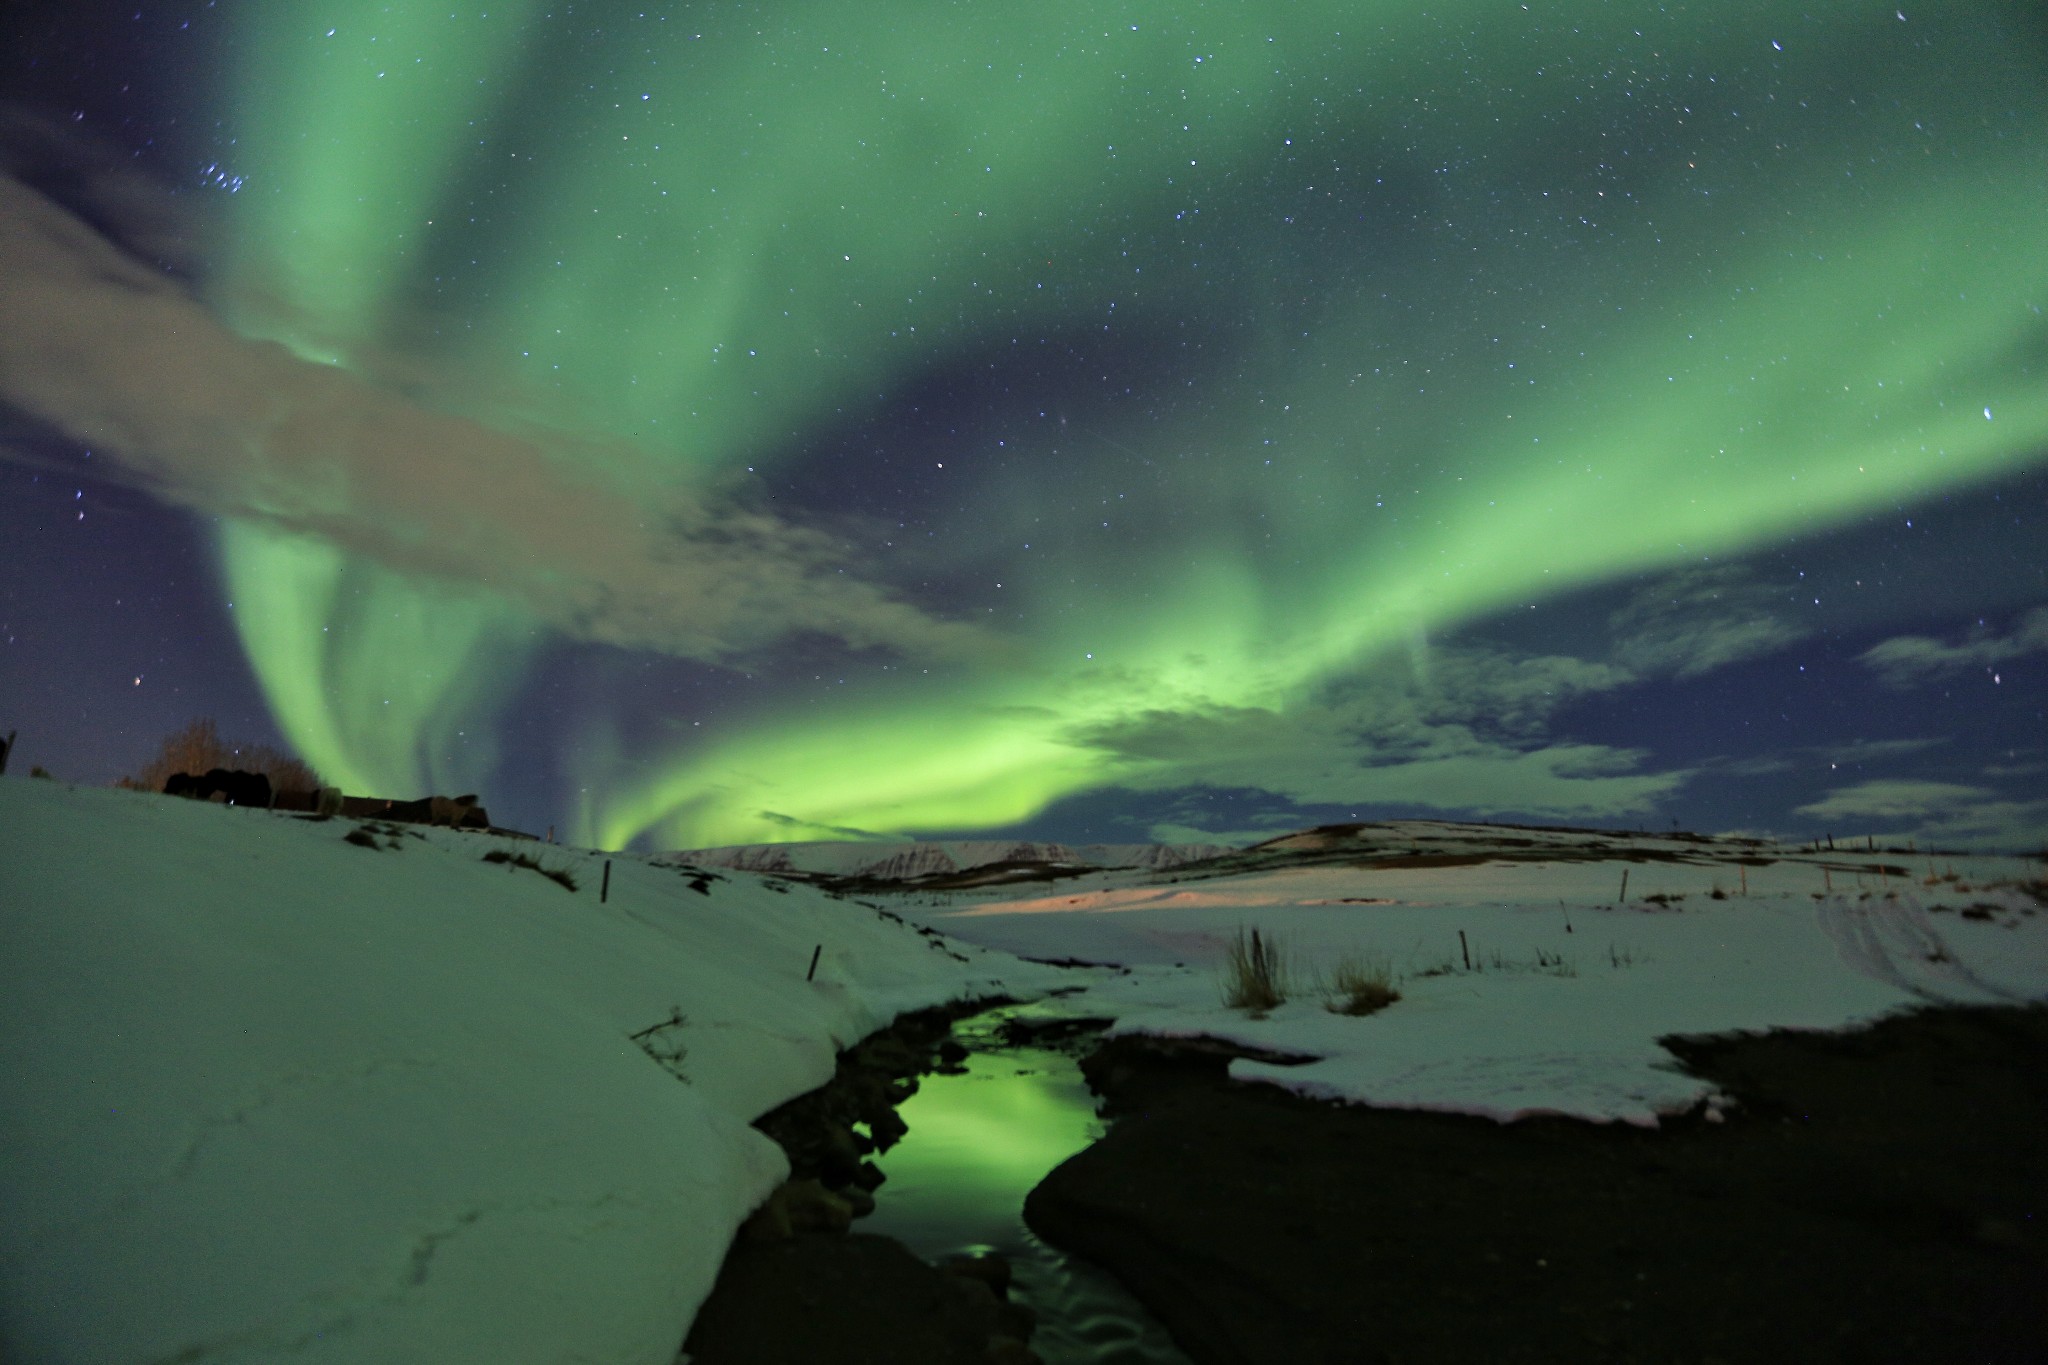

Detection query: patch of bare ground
(1024, 1007), (2048, 1364)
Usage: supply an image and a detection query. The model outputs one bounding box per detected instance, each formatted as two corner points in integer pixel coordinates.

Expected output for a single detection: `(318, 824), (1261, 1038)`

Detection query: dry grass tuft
(484, 847), (579, 891)
(1324, 951), (1401, 1016)
(1223, 926), (1289, 1013)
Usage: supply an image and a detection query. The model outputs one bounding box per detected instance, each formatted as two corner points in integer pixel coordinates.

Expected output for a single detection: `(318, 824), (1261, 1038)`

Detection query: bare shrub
(1223, 926), (1288, 1013)
(125, 718), (323, 795)
(483, 847), (579, 892)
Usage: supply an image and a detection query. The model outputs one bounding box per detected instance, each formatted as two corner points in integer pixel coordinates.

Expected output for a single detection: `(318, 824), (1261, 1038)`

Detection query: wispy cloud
(1794, 779), (1993, 822)
(0, 167), (985, 667)
(1857, 607), (2048, 689)
(1607, 566), (1809, 678)
(1071, 641), (1683, 823)
(1794, 780), (2048, 851)
(1812, 737), (1951, 764)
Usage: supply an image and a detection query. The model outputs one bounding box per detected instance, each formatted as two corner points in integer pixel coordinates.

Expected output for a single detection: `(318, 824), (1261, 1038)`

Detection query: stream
(858, 1003), (1191, 1365)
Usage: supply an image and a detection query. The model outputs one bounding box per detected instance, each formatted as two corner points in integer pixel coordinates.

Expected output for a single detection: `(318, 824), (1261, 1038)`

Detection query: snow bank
(0, 779), (1052, 1364)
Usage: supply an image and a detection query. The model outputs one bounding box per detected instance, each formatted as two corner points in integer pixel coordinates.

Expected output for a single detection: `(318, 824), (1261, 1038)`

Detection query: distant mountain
(670, 839), (1236, 880)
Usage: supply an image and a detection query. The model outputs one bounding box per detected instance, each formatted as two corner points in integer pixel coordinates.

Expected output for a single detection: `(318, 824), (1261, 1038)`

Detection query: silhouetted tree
(121, 718), (323, 795)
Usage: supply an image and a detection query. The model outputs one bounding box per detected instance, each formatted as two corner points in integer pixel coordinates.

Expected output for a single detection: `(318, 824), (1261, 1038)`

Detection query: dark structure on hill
(164, 774), (497, 832)
(163, 768), (273, 808)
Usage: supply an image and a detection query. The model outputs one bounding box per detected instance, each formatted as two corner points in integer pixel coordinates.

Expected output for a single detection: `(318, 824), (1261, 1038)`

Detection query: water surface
(860, 1004), (1190, 1365)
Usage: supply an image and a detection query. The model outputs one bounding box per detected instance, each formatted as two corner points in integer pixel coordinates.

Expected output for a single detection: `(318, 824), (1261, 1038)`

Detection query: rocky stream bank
(685, 1001), (2045, 1365)
(683, 1000), (1047, 1365)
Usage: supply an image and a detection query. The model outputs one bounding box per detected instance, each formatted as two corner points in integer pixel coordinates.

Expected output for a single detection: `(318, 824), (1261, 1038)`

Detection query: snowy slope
(6, 783), (2043, 1362)
(0, 778), (1059, 1365)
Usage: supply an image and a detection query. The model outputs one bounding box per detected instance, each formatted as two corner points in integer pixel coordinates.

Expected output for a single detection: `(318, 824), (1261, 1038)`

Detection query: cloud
(0, 109), (210, 279)
(1068, 641), (1684, 822)
(1812, 737), (1950, 763)
(0, 170), (987, 667)
(1857, 607), (2048, 688)
(1794, 780), (2047, 851)
(1607, 566), (1809, 678)
(756, 810), (893, 842)
(1793, 780), (1993, 821)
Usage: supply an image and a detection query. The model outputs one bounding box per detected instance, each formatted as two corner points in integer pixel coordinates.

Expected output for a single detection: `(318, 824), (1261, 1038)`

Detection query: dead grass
(1223, 927), (1289, 1013)
(484, 847), (579, 892)
(1323, 951), (1401, 1016)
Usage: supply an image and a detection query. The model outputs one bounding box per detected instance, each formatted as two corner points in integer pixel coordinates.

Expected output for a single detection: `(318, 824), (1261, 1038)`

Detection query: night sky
(2, 2), (2043, 852)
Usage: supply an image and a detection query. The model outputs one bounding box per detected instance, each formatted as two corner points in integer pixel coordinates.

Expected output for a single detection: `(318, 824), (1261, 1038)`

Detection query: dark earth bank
(1023, 1005), (2048, 1365)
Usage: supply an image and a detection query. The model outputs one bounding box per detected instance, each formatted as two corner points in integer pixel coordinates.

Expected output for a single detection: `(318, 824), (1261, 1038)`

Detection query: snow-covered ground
(4, 782), (2044, 1364)
(672, 838), (1233, 877)
(879, 822), (2048, 1124)
(0, 778), (1063, 1365)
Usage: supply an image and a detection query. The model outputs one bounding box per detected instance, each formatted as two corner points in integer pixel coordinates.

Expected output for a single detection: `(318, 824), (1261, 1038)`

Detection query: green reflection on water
(862, 1042), (1104, 1256)
(859, 1013), (1192, 1364)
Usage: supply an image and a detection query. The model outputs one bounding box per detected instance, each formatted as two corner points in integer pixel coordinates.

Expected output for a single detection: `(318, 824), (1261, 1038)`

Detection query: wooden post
(806, 944), (823, 982)
(1739, 865), (1747, 897)
(601, 859), (612, 903)
(1617, 869), (1629, 904)
(1458, 930), (1471, 971)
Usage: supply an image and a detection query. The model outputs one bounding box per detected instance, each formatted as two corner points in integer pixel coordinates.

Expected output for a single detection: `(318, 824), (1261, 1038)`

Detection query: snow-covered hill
(0, 778), (1059, 1365)
(672, 838), (1235, 879)
(6, 779), (2044, 1363)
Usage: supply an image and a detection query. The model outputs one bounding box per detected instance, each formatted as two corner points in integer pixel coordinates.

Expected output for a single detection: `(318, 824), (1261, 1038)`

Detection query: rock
(855, 1035), (924, 1074)
(742, 1178), (853, 1241)
(984, 1336), (1043, 1365)
(685, 1233), (1012, 1365)
(941, 1252), (1013, 1298)
(867, 1108), (909, 1153)
(817, 1124), (864, 1187)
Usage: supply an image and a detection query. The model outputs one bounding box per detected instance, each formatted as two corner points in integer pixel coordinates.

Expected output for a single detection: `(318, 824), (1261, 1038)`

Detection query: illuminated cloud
(0, 172), (986, 663)
(1608, 568), (1811, 680)
(1858, 608), (2048, 689)
(1795, 779), (2048, 851)
(1795, 780), (1993, 822)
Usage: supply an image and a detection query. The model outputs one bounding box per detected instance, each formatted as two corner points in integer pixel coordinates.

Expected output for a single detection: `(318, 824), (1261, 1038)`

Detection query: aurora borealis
(2, 2), (2044, 850)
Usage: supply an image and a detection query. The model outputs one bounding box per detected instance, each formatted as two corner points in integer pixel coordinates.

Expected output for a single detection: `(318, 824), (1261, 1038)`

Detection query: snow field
(897, 842), (2048, 1125)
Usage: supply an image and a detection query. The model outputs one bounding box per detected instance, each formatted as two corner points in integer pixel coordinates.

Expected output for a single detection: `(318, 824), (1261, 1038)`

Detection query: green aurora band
(207, 1), (2048, 846)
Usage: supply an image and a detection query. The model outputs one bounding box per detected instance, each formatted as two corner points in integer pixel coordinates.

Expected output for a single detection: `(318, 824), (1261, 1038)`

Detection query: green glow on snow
(206, 0), (2046, 835)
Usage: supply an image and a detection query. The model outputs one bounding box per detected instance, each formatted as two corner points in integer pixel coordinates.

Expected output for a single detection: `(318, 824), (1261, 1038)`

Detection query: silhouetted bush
(122, 718), (322, 796)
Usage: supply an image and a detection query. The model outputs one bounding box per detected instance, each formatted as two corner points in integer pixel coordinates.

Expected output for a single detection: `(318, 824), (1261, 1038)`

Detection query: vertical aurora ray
(216, 521), (529, 798)
(200, 1), (2044, 839)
